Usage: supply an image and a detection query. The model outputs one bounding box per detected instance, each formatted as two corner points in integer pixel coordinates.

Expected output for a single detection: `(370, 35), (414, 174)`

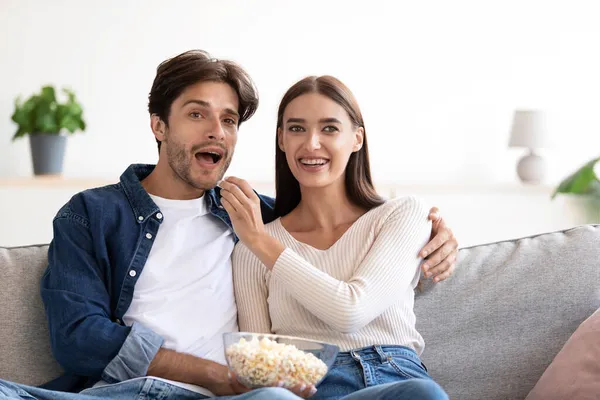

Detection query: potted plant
(11, 85), (86, 176)
(552, 156), (600, 199)
(552, 156), (600, 222)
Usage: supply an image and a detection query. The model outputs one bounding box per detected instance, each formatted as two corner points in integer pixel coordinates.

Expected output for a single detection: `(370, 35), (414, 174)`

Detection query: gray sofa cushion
(415, 224), (600, 400)
(1, 225), (598, 399)
(0, 245), (63, 386)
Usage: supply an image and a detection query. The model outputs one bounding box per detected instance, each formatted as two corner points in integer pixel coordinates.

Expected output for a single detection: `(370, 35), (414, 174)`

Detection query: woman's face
(278, 93), (364, 190)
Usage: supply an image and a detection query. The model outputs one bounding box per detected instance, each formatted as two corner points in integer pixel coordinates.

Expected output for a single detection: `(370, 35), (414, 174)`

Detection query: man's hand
(147, 348), (251, 396)
(279, 382), (317, 398)
(419, 207), (459, 283)
(206, 369), (251, 397)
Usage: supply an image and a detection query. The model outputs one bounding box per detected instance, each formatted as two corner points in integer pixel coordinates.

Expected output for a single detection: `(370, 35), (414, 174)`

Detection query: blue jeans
(0, 377), (302, 400)
(313, 346), (448, 400)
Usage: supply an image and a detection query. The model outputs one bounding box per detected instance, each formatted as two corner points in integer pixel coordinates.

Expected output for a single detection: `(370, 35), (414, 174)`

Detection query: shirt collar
(119, 163), (222, 223)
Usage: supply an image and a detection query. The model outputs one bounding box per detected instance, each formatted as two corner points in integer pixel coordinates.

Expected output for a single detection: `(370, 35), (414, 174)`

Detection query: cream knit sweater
(232, 196), (432, 354)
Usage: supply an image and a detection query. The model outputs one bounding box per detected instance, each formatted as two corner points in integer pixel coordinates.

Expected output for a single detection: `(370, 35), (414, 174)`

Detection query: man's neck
(141, 161), (205, 200)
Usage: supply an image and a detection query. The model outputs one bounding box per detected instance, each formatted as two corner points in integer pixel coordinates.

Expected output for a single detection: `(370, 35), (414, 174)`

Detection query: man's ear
(150, 114), (167, 142)
(277, 127), (285, 152)
(353, 127), (365, 152)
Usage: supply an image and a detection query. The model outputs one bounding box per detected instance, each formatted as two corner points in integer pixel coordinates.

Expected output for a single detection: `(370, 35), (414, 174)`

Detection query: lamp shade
(508, 110), (549, 149)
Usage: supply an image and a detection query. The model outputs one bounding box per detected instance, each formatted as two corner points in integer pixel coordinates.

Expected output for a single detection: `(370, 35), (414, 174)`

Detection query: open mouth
(299, 157), (330, 167)
(195, 150), (224, 165)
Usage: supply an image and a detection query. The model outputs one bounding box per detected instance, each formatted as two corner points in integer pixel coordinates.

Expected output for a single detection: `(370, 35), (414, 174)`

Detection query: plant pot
(29, 134), (67, 176)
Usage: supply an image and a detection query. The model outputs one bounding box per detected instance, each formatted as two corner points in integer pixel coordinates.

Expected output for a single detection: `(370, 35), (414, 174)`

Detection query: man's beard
(165, 134), (231, 191)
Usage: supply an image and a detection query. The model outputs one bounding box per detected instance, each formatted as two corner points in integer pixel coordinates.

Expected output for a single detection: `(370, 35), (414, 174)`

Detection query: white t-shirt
(120, 193), (238, 396)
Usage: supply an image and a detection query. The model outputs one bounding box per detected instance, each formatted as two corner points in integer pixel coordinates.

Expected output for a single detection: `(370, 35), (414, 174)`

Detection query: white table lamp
(509, 110), (549, 184)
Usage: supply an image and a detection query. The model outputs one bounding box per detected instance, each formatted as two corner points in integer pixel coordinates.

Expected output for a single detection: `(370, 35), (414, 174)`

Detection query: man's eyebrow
(182, 99), (240, 118)
(182, 99), (210, 108)
(224, 108), (240, 118)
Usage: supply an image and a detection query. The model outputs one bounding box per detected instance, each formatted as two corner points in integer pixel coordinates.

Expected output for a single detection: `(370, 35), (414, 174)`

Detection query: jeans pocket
(388, 356), (431, 380)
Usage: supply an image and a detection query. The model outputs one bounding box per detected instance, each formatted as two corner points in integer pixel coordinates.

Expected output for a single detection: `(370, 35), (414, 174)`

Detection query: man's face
(156, 81), (240, 191)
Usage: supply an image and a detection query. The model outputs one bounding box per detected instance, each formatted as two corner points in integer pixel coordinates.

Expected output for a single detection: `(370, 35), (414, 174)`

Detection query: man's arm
(147, 348), (250, 396)
(419, 207), (459, 282)
(41, 210), (163, 381)
(42, 204), (252, 395)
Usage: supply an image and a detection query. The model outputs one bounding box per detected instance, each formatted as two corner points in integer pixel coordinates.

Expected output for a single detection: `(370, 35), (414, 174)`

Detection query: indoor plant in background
(552, 156), (600, 222)
(11, 85), (86, 176)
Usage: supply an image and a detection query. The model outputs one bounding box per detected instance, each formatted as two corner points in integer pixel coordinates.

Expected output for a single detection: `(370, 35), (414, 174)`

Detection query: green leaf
(10, 85), (86, 139)
(40, 86), (56, 103)
(552, 157), (600, 199)
(61, 116), (81, 133)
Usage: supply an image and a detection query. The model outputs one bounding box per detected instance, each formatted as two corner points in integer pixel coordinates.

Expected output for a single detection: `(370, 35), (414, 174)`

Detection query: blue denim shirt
(39, 164), (276, 392)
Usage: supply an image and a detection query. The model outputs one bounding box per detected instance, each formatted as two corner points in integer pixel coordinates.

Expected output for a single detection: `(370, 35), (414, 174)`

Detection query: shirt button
(146, 233), (153, 239)
(156, 213), (163, 220)
(129, 270), (137, 277)
(138, 216), (144, 221)
(115, 318), (122, 324)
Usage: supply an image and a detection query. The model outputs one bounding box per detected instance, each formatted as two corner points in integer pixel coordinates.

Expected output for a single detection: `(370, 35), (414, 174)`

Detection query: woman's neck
(287, 181), (366, 231)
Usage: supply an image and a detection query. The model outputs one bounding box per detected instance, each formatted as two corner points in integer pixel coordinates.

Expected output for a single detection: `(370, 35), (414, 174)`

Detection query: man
(0, 50), (458, 400)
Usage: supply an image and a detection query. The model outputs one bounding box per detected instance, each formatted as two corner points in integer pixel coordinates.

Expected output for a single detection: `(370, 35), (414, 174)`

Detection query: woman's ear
(277, 127), (285, 152)
(353, 127), (365, 152)
(150, 114), (167, 141)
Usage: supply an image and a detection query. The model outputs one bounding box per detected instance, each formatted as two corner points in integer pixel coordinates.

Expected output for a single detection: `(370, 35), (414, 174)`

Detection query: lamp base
(516, 150), (545, 184)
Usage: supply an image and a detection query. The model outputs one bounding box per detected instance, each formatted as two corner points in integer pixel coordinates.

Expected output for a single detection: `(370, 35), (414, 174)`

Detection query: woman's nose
(304, 132), (321, 150)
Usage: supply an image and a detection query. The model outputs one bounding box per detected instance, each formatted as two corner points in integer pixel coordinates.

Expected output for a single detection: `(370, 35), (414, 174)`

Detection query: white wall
(1, 0), (600, 186)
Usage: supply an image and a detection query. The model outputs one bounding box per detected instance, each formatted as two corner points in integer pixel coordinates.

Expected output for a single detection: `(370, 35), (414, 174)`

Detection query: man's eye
(323, 125), (339, 133)
(224, 118), (237, 125)
(190, 112), (202, 119)
(289, 125), (305, 132)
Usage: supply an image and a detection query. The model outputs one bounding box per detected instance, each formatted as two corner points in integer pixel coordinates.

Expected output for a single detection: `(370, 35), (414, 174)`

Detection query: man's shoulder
(55, 182), (127, 222)
(256, 193), (277, 223)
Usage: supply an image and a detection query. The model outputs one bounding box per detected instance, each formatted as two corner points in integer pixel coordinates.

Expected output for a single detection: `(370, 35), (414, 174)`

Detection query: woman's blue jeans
(313, 345), (449, 400)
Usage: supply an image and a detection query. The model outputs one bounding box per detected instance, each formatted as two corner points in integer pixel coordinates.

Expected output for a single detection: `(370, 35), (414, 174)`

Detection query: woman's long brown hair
(274, 76), (384, 217)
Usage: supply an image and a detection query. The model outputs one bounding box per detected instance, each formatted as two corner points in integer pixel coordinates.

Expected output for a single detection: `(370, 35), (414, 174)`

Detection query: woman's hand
(219, 177), (285, 269)
(219, 177), (266, 246)
(419, 207), (459, 283)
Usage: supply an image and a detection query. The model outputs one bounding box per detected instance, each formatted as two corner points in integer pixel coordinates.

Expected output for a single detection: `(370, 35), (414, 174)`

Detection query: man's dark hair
(148, 50), (259, 151)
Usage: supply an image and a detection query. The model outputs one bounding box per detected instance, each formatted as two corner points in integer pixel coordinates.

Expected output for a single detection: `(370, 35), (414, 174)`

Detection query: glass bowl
(223, 332), (339, 389)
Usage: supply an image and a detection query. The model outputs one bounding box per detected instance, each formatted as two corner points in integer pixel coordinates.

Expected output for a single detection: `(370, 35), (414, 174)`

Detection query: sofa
(1, 224), (599, 399)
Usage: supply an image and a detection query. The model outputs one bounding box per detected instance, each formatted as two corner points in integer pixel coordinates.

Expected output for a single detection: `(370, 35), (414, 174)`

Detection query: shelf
(0, 176), (117, 188)
(0, 176), (557, 194)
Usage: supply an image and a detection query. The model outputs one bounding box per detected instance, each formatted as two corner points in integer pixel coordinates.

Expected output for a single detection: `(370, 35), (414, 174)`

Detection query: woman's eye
(323, 125), (339, 133)
(288, 125), (305, 133)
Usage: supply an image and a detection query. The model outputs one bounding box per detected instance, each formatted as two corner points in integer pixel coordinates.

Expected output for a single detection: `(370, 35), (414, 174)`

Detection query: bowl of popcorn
(223, 332), (339, 389)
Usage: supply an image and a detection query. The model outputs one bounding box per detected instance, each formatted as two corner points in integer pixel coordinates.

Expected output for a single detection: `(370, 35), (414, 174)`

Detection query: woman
(219, 76), (449, 400)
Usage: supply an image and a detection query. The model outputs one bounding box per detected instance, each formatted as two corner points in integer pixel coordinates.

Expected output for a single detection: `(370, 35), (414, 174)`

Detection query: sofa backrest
(1, 225), (599, 399)
(0, 244), (62, 386)
(415, 224), (600, 400)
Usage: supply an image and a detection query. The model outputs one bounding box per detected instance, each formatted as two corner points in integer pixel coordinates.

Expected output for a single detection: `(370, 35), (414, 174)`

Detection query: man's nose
(206, 117), (226, 141)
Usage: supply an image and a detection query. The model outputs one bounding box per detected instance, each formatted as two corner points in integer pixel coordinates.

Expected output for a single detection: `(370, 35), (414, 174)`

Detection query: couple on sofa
(0, 50), (458, 400)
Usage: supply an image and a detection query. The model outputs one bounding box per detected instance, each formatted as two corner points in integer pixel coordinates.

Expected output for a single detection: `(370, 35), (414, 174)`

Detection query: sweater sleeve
(232, 243), (273, 334)
(271, 197), (431, 333)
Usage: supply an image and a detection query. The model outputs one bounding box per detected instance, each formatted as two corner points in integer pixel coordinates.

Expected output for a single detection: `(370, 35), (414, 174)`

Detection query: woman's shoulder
(374, 195), (430, 220)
